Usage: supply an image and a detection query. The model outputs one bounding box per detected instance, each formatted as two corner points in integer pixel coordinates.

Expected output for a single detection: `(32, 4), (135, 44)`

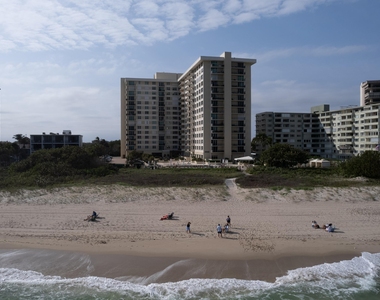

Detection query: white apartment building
(256, 81), (380, 160)
(314, 104), (380, 158)
(360, 80), (380, 106)
(121, 52), (257, 160)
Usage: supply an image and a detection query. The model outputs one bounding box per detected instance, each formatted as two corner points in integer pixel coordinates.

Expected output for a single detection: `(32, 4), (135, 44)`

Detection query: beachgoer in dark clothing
(226, 216), (231, 227)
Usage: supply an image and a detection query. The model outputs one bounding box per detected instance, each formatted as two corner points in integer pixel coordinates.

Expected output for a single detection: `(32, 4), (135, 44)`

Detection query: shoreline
(0, 241), (369, 283)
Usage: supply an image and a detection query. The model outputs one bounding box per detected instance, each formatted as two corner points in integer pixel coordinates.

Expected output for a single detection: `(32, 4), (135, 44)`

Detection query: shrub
(5, 146), (118, 187)
(339, 151), (380, 179)
(259, 143), (310, 168)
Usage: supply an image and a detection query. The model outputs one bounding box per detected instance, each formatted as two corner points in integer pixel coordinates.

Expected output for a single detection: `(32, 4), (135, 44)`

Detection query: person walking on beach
(226, 215), (231, 228)
(217, 224), (222, 238)
(186, 222), (191, 234)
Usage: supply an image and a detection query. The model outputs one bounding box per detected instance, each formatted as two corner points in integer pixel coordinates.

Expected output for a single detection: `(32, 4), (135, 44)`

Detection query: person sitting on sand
(84, 212), (98, 222)
(312, 220), (320, 229)
(326, 223), (335, 232)
(322, 223), (330, 230)
(223, 223), (229, 233)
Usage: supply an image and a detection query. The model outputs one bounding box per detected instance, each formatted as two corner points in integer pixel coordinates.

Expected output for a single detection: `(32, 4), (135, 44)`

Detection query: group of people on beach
(217, 215), (231, 238)
(186, 215), (231, 238)
(88, 210), (234, 238)
(312, 220), (335, 232)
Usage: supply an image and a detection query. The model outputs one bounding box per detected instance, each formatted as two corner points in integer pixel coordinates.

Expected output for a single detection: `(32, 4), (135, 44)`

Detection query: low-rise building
(30, 130), (83, 153)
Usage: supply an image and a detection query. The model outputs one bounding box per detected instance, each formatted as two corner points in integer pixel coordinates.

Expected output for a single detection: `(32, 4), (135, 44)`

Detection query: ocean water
(0, 250), (379, 300)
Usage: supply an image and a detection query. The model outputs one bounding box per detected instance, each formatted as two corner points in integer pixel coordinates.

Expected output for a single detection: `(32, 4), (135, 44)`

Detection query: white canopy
(234, 156), (254, 161)
(309, 159), (331, 168)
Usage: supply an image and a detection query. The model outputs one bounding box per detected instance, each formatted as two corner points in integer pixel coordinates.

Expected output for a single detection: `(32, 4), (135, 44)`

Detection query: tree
(259, 143), (310, 168)
(12, 134), (30, 161)
(91, 137), (119, 156)
(0, 142), (18, 166)
(108, 140), (120, 156)
(126, 150), (143, 162)
(13, 134), (30, 149)
(339, 150), (380, 179)
(251, 133), (272, 152)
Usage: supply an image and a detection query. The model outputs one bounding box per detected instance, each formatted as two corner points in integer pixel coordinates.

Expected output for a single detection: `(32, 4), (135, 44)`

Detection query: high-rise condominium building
(256, 82), (380, 160)
(120, 72), (182, 158)
(360, 80), (380, 106)
(121, 52), (257, 160)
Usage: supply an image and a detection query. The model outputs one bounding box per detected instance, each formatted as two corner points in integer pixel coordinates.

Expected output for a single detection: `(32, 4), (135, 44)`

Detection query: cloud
(198, 9), (230, 31)
(241, 45), (369, 63)
(0, 0), (341, 52)
(0, 53), (144, 141)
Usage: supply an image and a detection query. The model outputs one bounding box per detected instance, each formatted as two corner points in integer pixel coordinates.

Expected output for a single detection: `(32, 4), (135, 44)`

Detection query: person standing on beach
(217, 224), (222, 238)
(186, 222), (191, 233)
(226, 215), (231, 227)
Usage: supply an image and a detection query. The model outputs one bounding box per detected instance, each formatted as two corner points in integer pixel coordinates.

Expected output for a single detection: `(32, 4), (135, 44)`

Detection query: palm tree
(13, 134), (30, 149)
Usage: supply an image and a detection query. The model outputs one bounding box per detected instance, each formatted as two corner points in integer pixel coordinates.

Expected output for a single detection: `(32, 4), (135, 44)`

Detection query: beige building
(120, 73), (181, 158)
(121, 52), (256, 160)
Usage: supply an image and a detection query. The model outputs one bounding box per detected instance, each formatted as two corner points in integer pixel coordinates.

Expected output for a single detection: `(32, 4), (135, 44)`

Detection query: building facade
(256, 96), (380, 160)
(360, 80), (380, 106)
(121, 52), (256, 160)
(314, 104), (380, 159)
(255, 110), (324, 156)
(120, 72), (182, 158)
(30, 130), (83, 153)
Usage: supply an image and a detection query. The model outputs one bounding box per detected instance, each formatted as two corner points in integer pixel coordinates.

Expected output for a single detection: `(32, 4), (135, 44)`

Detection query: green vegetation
(85, 167), (243, 187)
(0, 145), (118, 189)
(339, 151), (380, 179)
(126, 150), (155, 164)
(91, 137), (120, 157)
(0, 144), (243, 189)
(238, 164), (380, 189)
(258, 143), (310, 168)
(251, 133), (272, 152)
(1, 140), (380, 191)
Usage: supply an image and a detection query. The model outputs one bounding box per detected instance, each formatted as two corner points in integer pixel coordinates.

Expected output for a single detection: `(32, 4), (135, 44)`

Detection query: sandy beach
(1, 180), (380, 282)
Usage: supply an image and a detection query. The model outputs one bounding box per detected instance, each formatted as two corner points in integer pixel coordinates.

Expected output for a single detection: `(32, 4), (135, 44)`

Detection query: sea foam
(0, 252), (379, 299)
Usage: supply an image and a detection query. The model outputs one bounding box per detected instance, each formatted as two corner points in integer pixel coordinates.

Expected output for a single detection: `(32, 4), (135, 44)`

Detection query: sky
(0, 0), (379, 143)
